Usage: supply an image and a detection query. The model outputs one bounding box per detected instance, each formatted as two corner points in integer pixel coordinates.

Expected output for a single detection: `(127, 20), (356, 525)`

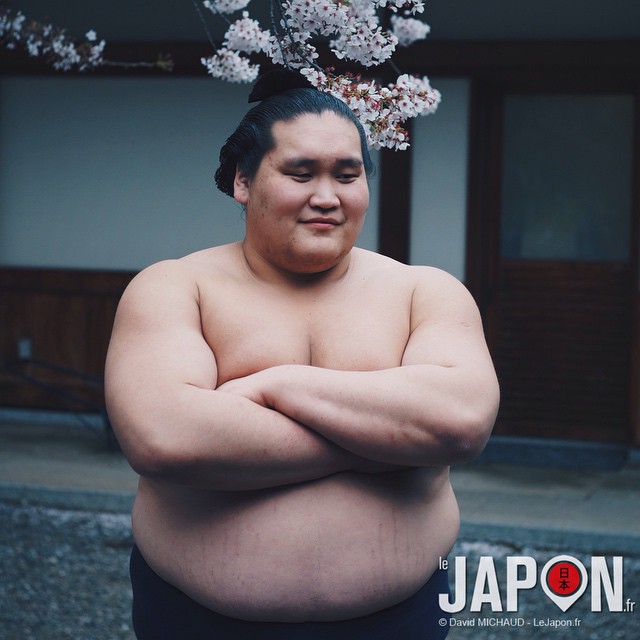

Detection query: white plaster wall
(0, 76), (379, 271)
(409, 78), (470, 281)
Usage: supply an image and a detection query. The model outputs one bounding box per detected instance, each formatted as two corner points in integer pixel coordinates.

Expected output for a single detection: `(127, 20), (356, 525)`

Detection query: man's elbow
(445, 392), (499, 464)
(444, 423), (493, 464)
(124, 437), (173, 479)
(109, 413), (185, 480)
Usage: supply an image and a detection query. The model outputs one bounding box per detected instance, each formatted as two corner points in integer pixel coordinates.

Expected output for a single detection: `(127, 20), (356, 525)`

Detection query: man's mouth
(301, 218), (340, 228)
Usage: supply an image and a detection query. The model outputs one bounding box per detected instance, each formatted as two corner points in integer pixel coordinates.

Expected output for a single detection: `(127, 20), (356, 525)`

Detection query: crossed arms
(104, 260), (499, 491)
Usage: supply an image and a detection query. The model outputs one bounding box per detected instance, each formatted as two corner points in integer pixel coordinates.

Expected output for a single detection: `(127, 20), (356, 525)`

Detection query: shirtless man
(105, 80), (499, 639)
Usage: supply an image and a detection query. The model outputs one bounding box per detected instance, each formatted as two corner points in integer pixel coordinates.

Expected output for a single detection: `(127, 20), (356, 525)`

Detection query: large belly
(132, 468), (459, 622)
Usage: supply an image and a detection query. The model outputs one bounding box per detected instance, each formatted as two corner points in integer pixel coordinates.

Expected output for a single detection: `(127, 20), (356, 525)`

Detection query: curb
(459, 521), (640, 557)
(0, 482), (134, 514)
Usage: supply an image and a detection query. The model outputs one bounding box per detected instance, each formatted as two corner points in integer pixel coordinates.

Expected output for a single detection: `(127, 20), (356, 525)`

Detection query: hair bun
(248, 68), (315, 103)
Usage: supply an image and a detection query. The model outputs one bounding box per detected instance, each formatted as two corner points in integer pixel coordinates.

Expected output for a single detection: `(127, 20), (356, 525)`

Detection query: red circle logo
(546, 560), (583, 597)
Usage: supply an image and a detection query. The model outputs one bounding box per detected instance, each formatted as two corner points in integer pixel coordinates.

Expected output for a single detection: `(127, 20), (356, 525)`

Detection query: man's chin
(282, 251), (349, 278)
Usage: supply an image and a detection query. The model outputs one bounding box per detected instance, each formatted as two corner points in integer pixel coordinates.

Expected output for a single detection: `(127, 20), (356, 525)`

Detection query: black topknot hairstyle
(214, 69), (375, 198)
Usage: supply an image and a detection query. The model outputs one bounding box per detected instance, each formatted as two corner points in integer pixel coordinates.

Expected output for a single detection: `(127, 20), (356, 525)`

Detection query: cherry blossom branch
(0, 5), (173, 73)
(1, 1), (440, 150)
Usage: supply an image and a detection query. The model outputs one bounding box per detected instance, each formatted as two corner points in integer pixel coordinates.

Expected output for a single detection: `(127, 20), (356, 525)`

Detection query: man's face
(234, 111), (369, 276)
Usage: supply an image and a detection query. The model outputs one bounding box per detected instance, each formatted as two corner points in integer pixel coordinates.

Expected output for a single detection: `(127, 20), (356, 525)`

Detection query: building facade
(1, 2), (639, 454)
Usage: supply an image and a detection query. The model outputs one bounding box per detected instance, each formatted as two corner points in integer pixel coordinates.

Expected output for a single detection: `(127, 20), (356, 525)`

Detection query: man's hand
(216, 373), (272, 407)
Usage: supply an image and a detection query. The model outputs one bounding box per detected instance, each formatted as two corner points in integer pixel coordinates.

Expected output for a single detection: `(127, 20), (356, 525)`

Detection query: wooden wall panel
(493, 261), (632, 443)
(0, 268), (134, 411)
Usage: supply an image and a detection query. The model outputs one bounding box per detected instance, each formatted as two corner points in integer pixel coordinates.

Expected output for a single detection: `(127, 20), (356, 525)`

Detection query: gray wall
(410, 78), (469, 281)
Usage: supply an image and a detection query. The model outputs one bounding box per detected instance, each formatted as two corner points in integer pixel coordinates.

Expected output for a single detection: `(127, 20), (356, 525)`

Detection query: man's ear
(233, 167), (250, 204)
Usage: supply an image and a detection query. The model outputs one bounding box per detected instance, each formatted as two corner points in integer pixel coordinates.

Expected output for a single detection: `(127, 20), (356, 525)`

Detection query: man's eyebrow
(282, 157), (363, 169)
(336, 157), (364, 168)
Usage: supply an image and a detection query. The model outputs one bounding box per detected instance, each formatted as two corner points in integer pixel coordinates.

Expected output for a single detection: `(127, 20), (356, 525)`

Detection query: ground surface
(1, 499), (638, 639)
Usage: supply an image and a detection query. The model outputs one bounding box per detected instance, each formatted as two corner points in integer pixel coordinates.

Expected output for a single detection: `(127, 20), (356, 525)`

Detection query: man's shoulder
(354, 248), (460, 285)
(354, 250), (475, 315)
(134, 244), (240, 281)
(121, 244), (242, 305)
(180, 243), (241, 267)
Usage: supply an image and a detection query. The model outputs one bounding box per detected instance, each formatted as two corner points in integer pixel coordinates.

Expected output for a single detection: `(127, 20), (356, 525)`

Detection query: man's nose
(309, 178), (339, 209)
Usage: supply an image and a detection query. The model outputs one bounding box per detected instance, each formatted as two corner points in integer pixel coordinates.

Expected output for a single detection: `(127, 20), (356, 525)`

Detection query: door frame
(465, 74), (640, 446)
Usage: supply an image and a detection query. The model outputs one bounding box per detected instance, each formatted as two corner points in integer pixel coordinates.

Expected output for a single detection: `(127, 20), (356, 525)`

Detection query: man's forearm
(227, 364), (498, 467)
(108, 382), (396, 491)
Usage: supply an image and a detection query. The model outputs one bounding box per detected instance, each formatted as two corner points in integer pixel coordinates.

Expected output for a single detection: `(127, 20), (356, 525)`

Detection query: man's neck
(239, 242), (354, 290)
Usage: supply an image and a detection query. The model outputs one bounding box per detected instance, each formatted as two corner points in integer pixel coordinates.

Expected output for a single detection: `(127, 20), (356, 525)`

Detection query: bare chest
(199, 280), (412, 384)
